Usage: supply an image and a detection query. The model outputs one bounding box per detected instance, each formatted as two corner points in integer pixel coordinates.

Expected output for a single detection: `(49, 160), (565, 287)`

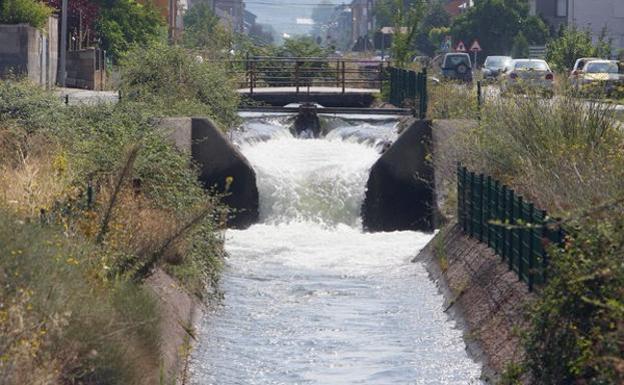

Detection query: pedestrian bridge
(227, 56), (385, 107)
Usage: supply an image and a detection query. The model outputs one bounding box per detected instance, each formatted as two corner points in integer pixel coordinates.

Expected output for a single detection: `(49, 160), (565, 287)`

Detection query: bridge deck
(237, 86), (380, 94)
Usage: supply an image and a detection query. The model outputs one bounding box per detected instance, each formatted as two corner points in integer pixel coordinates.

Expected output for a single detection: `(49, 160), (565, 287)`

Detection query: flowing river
(188, 115), (483, 385)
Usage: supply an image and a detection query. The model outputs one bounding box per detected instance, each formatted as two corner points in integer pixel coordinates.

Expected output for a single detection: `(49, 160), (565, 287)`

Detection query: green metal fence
(457, 164), (565, 291)
(388, 67), (428, 119)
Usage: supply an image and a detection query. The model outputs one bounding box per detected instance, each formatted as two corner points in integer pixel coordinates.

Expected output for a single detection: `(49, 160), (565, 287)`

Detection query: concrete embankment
(144, 269), (198, 385)
(415, 225), (533, 382)
(416, 119), (533, 382)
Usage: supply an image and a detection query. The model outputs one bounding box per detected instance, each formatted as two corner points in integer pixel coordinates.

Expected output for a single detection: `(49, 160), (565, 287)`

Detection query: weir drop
(188, 115), (483, 384)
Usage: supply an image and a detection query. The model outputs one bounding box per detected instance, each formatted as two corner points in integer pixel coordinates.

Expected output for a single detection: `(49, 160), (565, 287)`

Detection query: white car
(571, 60), (623, 95)
(501, 59), (555, 96)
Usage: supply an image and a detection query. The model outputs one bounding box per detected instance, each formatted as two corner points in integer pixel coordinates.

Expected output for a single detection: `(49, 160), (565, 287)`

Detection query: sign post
(470, 39), (482, 68)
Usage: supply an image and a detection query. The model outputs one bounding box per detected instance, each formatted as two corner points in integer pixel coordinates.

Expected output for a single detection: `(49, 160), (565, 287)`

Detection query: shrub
(119, 43), (240, 129)
(0, 211), (161, 385)
(0, 0), (53, 29)
(522, 212), (624, 384)
(96, 0), (166, 63)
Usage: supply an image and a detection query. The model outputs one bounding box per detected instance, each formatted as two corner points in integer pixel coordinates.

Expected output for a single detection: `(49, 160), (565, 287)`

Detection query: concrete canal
(188, 114), (483, 384)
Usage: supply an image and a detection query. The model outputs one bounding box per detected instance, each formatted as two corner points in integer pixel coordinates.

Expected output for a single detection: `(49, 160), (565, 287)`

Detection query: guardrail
(219, 56), (387, 95)
(457, 164), (565, 291)
(388, 67), (427, 119)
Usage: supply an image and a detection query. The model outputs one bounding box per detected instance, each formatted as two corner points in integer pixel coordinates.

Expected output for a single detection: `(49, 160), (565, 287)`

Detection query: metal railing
(221, 56), (387, 95)
(457, 164), (565, 291)
(388, 67), (428, 119)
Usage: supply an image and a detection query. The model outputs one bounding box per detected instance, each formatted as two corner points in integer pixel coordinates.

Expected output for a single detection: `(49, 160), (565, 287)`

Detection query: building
(351, 0), (374, 50)
(145, 0), (186, 40)
(214, 0), (244, 33)
(531, 0), (624, 53)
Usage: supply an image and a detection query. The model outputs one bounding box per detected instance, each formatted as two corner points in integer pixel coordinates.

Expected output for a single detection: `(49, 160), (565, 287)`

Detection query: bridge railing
(388, 67), (428, 119)
(457, 163), (565, 291)
(217, 56), (387, 94)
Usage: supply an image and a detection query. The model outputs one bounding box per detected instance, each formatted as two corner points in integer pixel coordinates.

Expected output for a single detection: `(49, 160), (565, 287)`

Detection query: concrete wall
(0, 17), (58, 87)
(66, 48), (107, 90)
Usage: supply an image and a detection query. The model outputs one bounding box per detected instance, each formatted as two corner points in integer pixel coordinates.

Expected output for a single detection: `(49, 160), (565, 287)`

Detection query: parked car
(482, 55), (512, 80)
(569, 57), (601, 80)
(501, 59), (555, 96)
(571, 59), (623, 95)
(433, 53), (473, 82)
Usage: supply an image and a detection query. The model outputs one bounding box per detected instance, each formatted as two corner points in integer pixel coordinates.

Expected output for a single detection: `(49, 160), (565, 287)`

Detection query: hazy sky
(245, 0), (343, 38)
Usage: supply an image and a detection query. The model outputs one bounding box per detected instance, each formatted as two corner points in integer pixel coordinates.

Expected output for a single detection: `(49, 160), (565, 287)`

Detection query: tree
(182, 1), (231, 50)
(387, 0), (425, 66)
(511, 31), (529, 58)
(278, 36), (328, 58)
(450, 0), (549, 61)
(96, 0), (165, 63)
(546, 25), (611, 70)
(0, 0), (53, 29)
(414, 0), (451, 56)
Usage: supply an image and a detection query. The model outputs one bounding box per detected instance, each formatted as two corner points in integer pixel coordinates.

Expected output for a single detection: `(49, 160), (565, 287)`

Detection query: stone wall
(0, 17), (58, 87)
(66, 48), (107, 90)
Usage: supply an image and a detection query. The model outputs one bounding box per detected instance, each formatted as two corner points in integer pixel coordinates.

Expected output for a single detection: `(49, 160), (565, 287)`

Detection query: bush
(96, 0), (166, 63)
(546, 25), (612, 71)
(522, 212), (624, 384)
(0, 79), (228, 383)
(119, 43), (240, 129)
(0, 0), (53, 29)
(0, 211), (161, 385)
(454, 90), (624, 215)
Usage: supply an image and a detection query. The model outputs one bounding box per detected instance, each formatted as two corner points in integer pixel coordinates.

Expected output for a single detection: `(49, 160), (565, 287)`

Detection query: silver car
(501, 59), (555, 96)
(482, 55), (512, 80)
(571, 60), (623, 95)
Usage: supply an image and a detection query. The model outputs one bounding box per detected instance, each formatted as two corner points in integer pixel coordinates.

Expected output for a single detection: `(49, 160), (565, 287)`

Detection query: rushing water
(189, 115), (483, 385)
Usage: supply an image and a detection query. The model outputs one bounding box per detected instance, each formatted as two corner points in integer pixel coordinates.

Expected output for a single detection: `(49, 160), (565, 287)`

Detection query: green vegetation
(0, 0), (53, 29)
(96, 0), (166, 63)
(546, 25), (613, 71)
(0, 40), (238, 383)
(450, 0), (548, 61)
(182, 1), (232, 51)
(119, 42), (240, 128)
(437, 84), (624, 384)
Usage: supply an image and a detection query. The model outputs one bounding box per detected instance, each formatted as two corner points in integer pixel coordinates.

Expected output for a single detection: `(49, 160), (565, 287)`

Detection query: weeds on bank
(435, 82), (624, 384)
(0, 73), (230, 384)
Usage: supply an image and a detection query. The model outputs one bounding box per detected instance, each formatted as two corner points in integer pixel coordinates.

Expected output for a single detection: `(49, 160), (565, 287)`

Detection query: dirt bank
(415, 224), (534, 383)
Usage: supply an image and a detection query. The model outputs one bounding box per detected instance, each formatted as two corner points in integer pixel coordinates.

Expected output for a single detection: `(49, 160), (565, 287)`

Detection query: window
(556, 0), (567, 17)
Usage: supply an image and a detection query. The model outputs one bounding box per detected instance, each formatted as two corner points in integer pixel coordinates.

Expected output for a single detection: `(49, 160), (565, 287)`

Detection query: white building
(530, 0), (624, 54)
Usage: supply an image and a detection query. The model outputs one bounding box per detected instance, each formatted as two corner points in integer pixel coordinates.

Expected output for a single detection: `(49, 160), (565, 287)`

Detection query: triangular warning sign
(470, 39), (482, 52)
(455, 41), (467, 52)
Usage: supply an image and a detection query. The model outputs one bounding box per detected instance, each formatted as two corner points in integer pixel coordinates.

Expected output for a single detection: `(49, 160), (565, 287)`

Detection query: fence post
(477, 80), (482, 120)
(379, 61), (384, 92)
(478, 173), (485, 242)
(341, 61), (346, 94)
(485, 175), (491, 247)
(528, 203), (535, 291)
(457, 164), (464, 231)
(469, 171), (475, 237)
(517, 196), (524, 282)
(507, 189), (514, 270)
(420, 68), (429, 119)
(295, 61), (300, 94)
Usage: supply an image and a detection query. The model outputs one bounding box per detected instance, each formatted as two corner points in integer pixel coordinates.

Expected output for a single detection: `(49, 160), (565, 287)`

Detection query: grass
(432, 80), (624, 384)
(0, 52), (235, 384)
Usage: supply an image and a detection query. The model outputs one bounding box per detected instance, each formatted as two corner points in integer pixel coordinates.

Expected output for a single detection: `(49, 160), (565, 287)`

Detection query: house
(213, 0), (244, 33)
(531, 0), (624, 53)
(444, 0), (473, 18)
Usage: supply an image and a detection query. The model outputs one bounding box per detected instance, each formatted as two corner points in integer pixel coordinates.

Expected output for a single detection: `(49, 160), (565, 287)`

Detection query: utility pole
(58, 0), (68, 87)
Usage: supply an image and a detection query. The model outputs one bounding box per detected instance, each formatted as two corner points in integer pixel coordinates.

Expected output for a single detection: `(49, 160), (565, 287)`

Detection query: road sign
(470, 40), (482, 52)
(455, 40), (467, 52)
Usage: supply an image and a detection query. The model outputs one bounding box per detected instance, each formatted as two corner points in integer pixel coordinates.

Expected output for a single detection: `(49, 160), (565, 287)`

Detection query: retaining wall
(0, 17), (58, 87)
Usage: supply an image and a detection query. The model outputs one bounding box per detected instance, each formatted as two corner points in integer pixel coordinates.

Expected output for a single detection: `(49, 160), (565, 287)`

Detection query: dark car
(482, 55), (512, 80)
(435, 53), (473, 82)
